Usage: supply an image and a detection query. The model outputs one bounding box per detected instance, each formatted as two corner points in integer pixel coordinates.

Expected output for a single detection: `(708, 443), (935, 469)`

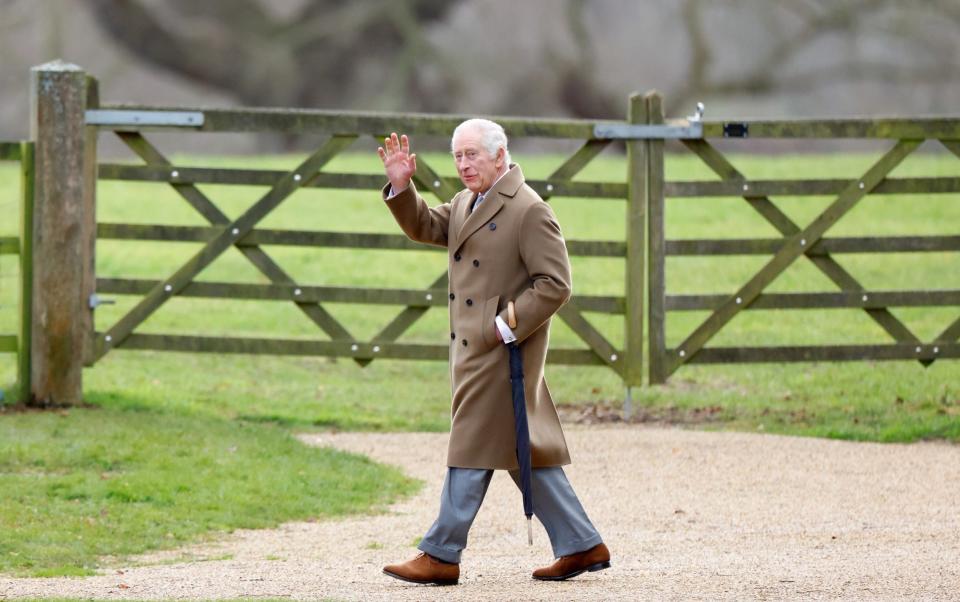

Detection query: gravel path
(2, 426), (959, 601)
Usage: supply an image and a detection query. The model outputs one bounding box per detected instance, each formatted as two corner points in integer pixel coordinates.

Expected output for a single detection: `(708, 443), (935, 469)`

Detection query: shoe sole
(532, 560), (611, 581)
(383, 568), (458, 586)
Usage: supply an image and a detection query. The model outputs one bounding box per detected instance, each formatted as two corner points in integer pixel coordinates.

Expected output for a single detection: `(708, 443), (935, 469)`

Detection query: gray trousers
(417, 466), (603, 564)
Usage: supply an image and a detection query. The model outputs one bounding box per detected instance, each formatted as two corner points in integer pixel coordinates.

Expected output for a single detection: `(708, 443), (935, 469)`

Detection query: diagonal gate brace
(113, 133), (359, 360)
(96, 136), (356, 361)
(678, 138), (929, 370)
(671, 139), (922, 373)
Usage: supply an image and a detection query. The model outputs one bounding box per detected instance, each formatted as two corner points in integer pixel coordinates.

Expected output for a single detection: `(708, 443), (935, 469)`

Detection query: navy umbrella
(508, 339), (534, 545)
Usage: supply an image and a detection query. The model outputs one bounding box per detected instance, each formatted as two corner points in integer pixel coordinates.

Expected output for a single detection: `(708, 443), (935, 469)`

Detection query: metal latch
(722, 122), (749, 138)
(89, 293), (116, 309)
(687, 102), (705, 123)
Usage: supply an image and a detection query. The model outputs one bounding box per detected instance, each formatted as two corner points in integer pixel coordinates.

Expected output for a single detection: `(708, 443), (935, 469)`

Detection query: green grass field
(0, 143), (958, 575)
(2, 146), (959, 438)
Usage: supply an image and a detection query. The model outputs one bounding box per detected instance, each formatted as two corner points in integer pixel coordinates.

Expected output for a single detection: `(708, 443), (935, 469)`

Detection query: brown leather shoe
(532, 542), (611, 581)
(383, 552), (459, 586)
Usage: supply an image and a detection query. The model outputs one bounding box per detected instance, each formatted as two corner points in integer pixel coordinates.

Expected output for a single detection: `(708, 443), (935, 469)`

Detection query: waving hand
(378, 132), (417, 193)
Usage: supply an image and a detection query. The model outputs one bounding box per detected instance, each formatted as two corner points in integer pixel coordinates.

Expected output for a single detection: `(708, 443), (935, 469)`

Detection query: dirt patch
(557, 402), (726, 426)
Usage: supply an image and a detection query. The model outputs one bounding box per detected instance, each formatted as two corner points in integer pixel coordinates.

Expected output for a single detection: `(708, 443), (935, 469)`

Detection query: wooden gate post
(646, 92), (667, 385)
(17, 142), (34, 404)
(83, 76), (99, 367)
(28, 61), (94, 406)
(624, 92), (649, 417)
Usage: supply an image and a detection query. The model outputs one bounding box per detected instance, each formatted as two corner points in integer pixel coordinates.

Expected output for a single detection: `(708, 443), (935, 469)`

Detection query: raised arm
(378, 132), (451, 247)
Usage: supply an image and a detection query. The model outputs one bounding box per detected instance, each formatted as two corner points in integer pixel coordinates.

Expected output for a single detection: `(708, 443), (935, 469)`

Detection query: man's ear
(496, 147), (505, 169)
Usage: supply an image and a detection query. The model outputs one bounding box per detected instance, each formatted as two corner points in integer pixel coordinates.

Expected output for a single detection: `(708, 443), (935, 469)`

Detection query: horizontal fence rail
(0, 237), (19, 256)
(683, 343), (960, 364)
(0, 142), (22, 161)
(91, 105), (616, 137)
(97, 163), (628, 200)
(95, 278), (625, 314)
(95, 223), (627, 257)
(666, 236), (960, 255)
(94, 332), (606, 365)
(91, 105), (960, 139)
(667, 177), (960, 197)
(667, 290), (960, 311)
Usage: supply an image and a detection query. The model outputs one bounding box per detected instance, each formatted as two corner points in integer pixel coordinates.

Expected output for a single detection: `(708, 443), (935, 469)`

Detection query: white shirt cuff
(386, 184), (409, 200)
(495, 315), (517, 344)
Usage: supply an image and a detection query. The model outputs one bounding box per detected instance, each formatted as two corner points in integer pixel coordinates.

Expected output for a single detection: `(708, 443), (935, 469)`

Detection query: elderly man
(377, 119), (610, 585)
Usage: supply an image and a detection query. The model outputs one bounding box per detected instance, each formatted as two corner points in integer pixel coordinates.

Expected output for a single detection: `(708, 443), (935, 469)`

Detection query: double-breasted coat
(384, 164), (573, 470)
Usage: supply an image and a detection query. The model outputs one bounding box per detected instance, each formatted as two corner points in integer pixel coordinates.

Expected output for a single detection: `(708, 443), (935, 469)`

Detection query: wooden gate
(87, 85), (638, 391)
(641, 93), (960, 383)
(0, 141), (34, 402)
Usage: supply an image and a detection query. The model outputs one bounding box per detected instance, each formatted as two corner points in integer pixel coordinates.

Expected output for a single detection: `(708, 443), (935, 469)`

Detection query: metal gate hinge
(594, 101), (706, 140)
(85, 110), (205, 128)
(89, 293), (116, 309)
(593, 121), (703, 140)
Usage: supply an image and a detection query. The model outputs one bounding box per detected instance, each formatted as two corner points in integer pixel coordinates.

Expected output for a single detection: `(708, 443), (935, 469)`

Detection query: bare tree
(540, 0), (960, 119)
(553, 0), (620, 119)
(666, 0), (960, 116)
(83, 0), (465, 111)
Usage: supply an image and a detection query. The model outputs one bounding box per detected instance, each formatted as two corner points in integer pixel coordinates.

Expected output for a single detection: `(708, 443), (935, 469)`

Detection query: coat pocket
(481, 295), (501, 350)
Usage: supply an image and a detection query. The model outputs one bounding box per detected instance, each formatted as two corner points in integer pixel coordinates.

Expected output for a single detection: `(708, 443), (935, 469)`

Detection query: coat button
(449, 293), (455, 300)
(466, 299), (473, 306)
(462, 339), (468, 347)
(489, 223), (496, 231)
(473, 259), (480, 267)
(451, 332), (456, 340)
(454, 252), (462, 261)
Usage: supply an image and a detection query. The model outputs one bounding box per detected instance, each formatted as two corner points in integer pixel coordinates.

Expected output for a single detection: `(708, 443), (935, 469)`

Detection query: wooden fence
(7, 62), (960, 407)
(0, 140), (34, 402)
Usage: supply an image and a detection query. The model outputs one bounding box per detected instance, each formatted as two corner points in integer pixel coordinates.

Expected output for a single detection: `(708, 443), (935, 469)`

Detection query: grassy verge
(81, 350), (960, 443)
(0, 405), (416, 577)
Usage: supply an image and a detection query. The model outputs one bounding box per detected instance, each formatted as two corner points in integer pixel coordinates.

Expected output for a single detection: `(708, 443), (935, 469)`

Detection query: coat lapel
(453, 191), (476, 247)
(452, 165), (525, 253)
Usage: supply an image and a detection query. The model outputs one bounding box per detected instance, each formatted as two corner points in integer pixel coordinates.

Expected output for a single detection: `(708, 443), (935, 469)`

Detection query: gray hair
(451, 118), (512, 166)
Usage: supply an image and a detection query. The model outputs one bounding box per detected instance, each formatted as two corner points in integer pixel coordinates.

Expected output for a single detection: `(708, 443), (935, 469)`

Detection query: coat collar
(453, 164), (524, 252)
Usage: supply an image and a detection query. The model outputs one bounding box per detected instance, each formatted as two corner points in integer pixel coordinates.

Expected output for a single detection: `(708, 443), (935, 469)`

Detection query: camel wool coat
(383, 164), (573, 469)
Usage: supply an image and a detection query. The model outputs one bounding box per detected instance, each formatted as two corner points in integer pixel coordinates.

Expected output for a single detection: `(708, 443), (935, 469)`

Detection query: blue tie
(472, 193), (485, 213)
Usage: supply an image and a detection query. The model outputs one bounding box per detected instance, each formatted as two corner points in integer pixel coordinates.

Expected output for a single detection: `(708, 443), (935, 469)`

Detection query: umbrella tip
(527, 517), (533, 545)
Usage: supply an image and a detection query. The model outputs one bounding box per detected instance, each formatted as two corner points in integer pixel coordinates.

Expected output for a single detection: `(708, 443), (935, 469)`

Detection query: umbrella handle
(507, 301), (517, 329)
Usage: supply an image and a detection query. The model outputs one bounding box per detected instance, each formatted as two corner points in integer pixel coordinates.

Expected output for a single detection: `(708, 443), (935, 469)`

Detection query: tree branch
(84, 0), (299, 105)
